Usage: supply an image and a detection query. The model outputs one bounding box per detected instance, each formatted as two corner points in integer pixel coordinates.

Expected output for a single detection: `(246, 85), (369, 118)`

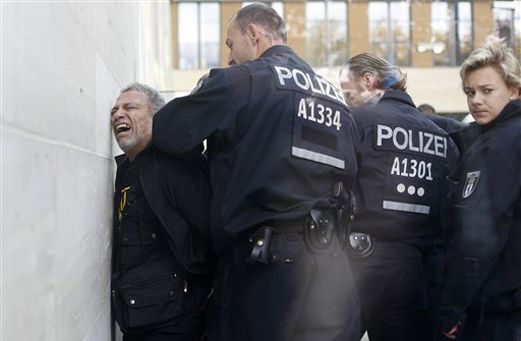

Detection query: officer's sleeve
(172, 157), (212, 243)
(438, 143), (521, 330)
(162, 156), (214, 274)
(152, 66), (251, 160)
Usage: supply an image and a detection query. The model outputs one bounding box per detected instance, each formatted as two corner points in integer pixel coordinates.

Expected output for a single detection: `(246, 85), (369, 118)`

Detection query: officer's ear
(362, 72), (376, 90)
(246, 24), (258, 44)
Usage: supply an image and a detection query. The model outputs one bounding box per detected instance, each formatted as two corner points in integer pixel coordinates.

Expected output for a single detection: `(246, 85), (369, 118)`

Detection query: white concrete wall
(1, 2), (147, 340)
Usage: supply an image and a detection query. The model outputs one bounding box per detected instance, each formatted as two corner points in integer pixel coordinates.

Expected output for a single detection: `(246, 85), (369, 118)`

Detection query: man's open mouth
(115, 123), (131, 135)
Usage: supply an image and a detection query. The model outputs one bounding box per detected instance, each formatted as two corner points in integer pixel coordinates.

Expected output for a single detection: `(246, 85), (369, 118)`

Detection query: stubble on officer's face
(225, 18), (257, 65)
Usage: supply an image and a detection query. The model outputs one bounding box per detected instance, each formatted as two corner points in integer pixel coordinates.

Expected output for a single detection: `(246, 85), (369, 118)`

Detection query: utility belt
(348, 233), (424, 260)
(348, 232), (375, 259)
(246, 209), (343, 265)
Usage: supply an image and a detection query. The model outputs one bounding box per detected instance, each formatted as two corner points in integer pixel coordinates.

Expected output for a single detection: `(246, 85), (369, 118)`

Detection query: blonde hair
(460, 36), (521, 96)
(340, 53), (407, 91)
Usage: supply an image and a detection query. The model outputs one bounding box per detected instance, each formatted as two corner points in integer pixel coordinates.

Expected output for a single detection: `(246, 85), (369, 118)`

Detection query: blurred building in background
(164, 0), (520, 117)
(1, 1), (519, 340)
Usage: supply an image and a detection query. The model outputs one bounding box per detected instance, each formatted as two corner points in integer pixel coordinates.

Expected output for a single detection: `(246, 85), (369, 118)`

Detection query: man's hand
(441, 321), (461, 340)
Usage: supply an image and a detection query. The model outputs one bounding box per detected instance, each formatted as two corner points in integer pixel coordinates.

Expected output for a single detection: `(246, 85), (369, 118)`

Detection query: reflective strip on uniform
(382, 200), (430, 215)
(291, 146), (345, 169)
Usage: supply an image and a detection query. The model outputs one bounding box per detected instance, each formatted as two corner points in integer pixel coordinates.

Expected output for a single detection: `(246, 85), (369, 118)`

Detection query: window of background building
(368, 1), (411, 66)
(456, 1), (473, 64)
(305, 0), (347, 67)
(431, 2), (452, 65)
(178, 2), (220, 70)
(494, 1), (520, 59)
(430, 1), (473, 66)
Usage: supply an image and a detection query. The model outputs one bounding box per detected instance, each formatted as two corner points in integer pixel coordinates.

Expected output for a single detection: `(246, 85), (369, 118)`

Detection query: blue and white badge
(462, 171), (480, 199)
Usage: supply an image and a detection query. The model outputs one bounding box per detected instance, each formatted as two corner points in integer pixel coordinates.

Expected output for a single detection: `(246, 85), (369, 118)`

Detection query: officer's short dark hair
(417, 104), (436, 116)
(121, 83), (165, 115)
(233, 3), (287, 44)
(341, 53), (407, 91)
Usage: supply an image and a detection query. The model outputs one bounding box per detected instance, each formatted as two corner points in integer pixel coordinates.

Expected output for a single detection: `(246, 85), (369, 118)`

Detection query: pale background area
(1, 0), (497, 339)
(1, 2), (173, 340)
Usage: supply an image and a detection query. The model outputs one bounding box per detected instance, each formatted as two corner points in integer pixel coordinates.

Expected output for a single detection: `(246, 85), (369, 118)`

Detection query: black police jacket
(114, 148), (213, 276)
(153, 45), (359, 253)
(438, 100), (521, 329)
(426, 114), (467, 135)
(350, 90), (459, 249)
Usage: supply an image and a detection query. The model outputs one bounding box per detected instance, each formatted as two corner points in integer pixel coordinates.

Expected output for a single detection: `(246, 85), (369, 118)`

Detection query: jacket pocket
(113, 273), (185, 333)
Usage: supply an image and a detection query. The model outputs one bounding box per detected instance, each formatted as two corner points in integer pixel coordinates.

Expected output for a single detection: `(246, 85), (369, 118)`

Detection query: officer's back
(154, 20), (358, 254)
(153, 4), (361, 341)
(352, 92), (458, 247)
(339, 53), (459, 341)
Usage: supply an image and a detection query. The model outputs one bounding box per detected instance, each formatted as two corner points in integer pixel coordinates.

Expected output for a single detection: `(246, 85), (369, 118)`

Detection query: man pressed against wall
(153, 3), (361, 341)
(110, 83), (213, 341)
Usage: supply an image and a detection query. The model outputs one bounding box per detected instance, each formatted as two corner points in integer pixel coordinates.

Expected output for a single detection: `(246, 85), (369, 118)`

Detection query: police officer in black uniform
(110, 83), (213, 341)
(339, 53), (459, 341)
(437, 38), (521, 341)
(152, 4), (360, 341)
(417, 103), (467, 135)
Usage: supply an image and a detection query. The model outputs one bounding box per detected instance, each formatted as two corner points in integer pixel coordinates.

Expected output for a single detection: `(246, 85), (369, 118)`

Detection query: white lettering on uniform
(376, 124), (447, 158)
(423, 133), (434, 155)
(275, 66), (292, 86)
(377, 125), (393, 146)
(306, 73), (322, 94)
(393, 127), (408, 150)
(408, 130), (419, 152)
(273, 65), (347, 106)
(293, 69), (310, 90)
(434, 135), (446, 158)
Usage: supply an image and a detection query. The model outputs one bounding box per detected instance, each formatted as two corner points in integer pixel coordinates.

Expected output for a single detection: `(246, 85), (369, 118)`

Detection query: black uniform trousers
(122, 318), (203, 341)
(454, 309), (521, 341)
(206, 228), (360, 341)
(351, 240), (432, 341)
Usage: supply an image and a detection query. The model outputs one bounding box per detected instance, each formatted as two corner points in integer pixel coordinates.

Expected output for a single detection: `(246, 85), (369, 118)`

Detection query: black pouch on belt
(247, 226), (273, 264)
(348, 232), (374, 259)
(305, 209), (335, 253)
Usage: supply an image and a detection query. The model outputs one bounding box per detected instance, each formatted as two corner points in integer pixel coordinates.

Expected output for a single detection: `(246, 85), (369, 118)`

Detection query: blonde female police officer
(438, 38), (521, 341)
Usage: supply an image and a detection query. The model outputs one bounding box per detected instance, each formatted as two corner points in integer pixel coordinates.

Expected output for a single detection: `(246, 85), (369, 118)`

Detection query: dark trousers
(121, 314), (204, 341)
(351, 241), (432, 341)
(123, 329), (201, 341)
(206, 231), (360, 341)
(459, 309), (521, 341)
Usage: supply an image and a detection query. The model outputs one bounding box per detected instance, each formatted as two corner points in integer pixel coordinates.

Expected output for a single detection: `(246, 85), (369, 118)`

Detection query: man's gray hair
(234, 3), (287, 43)
(121, 82), (165, 115)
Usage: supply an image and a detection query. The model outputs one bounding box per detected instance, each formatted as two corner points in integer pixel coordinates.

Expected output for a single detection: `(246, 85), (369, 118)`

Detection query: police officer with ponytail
(339, 53), (459, 341)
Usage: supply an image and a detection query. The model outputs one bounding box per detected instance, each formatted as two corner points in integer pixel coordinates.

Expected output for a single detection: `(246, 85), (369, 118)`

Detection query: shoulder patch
(462, 171), (480, 199)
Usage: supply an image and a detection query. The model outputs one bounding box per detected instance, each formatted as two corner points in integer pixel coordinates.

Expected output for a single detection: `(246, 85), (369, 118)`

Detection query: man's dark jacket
(112, 148), (213, 333)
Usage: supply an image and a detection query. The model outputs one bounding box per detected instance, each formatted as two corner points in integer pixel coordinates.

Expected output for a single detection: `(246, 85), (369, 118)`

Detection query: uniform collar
(115, 146), (153, 166)
(450, 100), (521, 152)
(487, 99), (521, 126)
(259, 44), (296, 59)
(380, 90), (416, 108)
